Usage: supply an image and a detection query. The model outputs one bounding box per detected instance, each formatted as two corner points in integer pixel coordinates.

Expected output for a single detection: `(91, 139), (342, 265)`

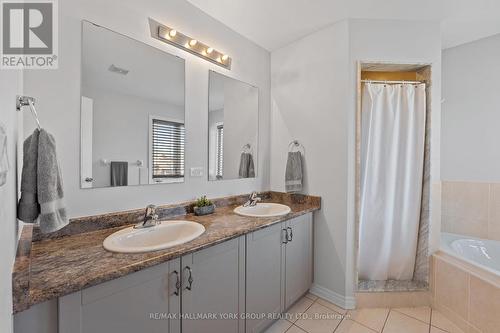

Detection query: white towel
(0, 123), (8, 187)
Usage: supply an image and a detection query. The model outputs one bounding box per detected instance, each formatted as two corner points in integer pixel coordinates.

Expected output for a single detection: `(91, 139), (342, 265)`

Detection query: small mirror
(80, 22), (185, 188)
(208, 71), (259, 181)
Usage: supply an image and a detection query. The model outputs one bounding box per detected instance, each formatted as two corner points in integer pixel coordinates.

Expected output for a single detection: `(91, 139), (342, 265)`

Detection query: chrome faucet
(134, 204), (159, 229)
(243, 191), (261, 207)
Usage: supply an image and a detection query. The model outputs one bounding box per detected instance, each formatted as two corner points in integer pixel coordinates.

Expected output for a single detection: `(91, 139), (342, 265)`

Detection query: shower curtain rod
(361, 79), (425, 84)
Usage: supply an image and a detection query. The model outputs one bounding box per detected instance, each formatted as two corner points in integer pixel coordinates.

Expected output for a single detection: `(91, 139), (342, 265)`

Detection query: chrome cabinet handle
(173, 270), (180, 296)
(287, 227), (293, 242)
(84, 177), (93, 182)
(184, 266), (193, 290)
(282, 229), (288, 244)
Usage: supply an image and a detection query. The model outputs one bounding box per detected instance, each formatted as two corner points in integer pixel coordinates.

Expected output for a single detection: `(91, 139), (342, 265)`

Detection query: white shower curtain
(358, 83), (426, 281)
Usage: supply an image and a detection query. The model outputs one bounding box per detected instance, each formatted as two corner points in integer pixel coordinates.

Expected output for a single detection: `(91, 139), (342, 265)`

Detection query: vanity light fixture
(155, 23), (232, 69)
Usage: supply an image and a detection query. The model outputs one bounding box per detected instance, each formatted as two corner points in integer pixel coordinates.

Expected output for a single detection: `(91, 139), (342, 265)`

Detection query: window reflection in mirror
(80, 21), (185, 188)
(208, 71), (259, 181)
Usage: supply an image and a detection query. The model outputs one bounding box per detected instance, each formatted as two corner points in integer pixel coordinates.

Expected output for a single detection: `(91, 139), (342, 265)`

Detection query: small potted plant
(193, 195), (215, 216)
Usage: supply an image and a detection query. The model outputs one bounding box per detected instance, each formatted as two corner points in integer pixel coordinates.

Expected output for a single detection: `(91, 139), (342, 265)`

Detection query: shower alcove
(355, 62), (433, 295)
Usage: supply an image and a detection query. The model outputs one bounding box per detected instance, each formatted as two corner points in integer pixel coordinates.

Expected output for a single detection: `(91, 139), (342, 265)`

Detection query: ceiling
(187, 0), (500, 51)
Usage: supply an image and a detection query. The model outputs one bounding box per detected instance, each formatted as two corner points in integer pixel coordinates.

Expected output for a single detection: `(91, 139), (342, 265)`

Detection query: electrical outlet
(190, 167), (204, 177)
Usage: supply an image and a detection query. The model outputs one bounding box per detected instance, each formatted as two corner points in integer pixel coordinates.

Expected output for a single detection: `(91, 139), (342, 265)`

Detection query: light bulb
(169, 29), (177, 37)
(206, 47), (213, 54)
(221, 54), (229, 61)
(189, 39), (197, 47)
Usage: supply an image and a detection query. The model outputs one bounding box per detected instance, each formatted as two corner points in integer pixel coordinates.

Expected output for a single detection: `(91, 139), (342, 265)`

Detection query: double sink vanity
(13, 20), (320, 333)
(13, 192), (320, 333)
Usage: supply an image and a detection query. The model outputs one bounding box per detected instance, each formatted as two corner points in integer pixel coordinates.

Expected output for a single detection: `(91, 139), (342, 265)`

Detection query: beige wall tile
(468, 276), (500, 333)
(444, 215), (488, 239)
(441, 181), (455, 217)
(441, 181), (491, 239)
(447, 182), (489, 221)
(441, 214), (455, 233)
(488, 183), (500, 240)
(435, 259), (469, 318)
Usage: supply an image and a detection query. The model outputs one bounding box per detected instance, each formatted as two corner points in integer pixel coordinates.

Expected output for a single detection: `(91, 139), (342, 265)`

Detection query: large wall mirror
(208, 71), (259, 181)
(80, 21), (185, 188)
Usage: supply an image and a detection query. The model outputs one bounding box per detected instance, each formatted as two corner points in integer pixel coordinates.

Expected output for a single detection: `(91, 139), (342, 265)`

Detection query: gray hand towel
(238, 152), (255, 178)
(37, 129), (68, 233)
(285, 151), (303, 193)
(17, 129), (41, 222)
(110, 161), (128, 186)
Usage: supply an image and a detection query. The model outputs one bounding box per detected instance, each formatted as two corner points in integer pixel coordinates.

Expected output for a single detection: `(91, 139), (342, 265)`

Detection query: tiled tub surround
(12, 191), (320, 314)
(442, 181), (500, 240)
(431, 252), (500, 333)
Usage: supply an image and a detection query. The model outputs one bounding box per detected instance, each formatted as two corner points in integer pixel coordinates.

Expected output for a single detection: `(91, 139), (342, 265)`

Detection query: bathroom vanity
(12, 192), (319, 333)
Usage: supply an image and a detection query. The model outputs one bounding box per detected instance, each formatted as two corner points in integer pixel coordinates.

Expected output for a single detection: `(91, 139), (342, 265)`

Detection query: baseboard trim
(310, 284), (356, 310)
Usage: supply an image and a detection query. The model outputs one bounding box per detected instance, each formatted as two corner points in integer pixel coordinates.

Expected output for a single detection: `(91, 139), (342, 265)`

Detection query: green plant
(195, 195), (213, 207)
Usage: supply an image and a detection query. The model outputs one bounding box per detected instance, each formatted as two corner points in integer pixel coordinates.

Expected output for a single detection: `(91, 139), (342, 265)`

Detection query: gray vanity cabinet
(58, 258), (181, 333)
(284, 213), (313, 309)
(21, 216), (312, 333)
(246, 222), (286, 333)
(181, 236), (246, 333)
(246, 213), (313, 332)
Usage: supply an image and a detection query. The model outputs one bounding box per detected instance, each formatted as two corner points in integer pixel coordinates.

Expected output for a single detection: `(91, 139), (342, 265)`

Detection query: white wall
(271, 20), (351, 305)
(22, 0), (270, 218)
(270, 19), (441, 307)
(0, 71), (22, 333)
(442, 33), (500, 182)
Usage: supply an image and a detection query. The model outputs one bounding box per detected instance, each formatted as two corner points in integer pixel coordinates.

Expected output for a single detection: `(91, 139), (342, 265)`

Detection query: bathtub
(433, 233), (500, 332)
(440, 232), (500, 276)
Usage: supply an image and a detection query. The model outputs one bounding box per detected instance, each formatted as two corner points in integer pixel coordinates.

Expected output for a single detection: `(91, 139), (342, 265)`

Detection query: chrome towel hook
(16, 95), (41, 130)
(288, 140), (305, 154)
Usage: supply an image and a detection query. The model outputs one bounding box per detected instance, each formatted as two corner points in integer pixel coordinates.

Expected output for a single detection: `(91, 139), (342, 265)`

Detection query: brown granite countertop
(12, 192), (320, 314)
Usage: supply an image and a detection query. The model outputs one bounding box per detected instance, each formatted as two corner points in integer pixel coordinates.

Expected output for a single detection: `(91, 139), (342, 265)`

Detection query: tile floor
(265, 293), (465, 333)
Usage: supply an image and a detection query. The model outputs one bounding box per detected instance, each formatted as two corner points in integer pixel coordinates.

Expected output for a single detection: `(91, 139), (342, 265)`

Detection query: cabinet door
(181, 237), (245, 333)
(285, 213), (313, 309)
(246, 222), (286, 333)
(59, 258), (181, 333)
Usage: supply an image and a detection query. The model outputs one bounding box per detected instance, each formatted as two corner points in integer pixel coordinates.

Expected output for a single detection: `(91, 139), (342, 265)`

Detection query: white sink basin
(103, 220), (205, 253)
(233, 203), (291, 218)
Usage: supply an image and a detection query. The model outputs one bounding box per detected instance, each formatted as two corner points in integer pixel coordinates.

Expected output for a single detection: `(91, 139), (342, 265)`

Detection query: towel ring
(288, 140), (305, 154)
(241, 143), (252, 154)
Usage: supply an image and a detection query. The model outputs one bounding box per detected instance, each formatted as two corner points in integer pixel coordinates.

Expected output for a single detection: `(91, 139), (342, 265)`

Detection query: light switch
(190, 167), (204, 177)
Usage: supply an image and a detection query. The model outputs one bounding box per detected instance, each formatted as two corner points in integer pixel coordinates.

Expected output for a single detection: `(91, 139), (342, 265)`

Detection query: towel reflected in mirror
(238, 152), (255, 178)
